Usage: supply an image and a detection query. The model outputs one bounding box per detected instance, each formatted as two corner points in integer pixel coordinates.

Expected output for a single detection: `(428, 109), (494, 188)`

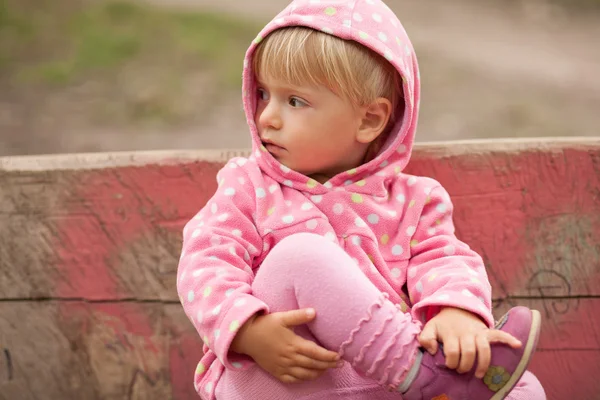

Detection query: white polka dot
(237, 177), (246, 185)
(324, 182), (333, 188)
(478, 296), (486, 304)
(306, 219), (318, 230)
(392, 245), (404, 256)
(408, 267), (417, 278)
(187, 290), (195, 302)
(436, 203), (448, 213)
(300, 15), (314, 22)
(397, 144), (407, 154)
(427, 227), (436, 236)
(384, 50), (393, 61)
(282, 215), (294, 224)
(351, 236), (362, 246)
(196, 311), (203, 323)
(321, 27), (334, 34)
(212, 305), (222, 315)
(234, 298), (247, 307)
(333, 203), (344, 214)
(210, 236), (221, 246)
(232, 362), (243, 369)
(275, 18), (285, 25)
(387, 210), (398, 217)
(444, 245), (456, 255)
(232, 229), (242, 237)
(462, 289), (475, 297)
(424, 187), (432, 195)
(372, 13), (382, 22)
(407, 176), (417, 186)
(222, 188), (235, 197)
(192, 228), (202, 238)
(205, 382), (214, 394)
(367, 214), (380, 224)
(216, 267), (227, 277)
(437, 294), (450, 301)
(280, 165), (291, 173)
(415, 281), (423, 293)
(256, 188), (266, 198)
(468, 269), (479, 276)
(380, 160), (389, 168)
(311, 195), (323, 203)
(390, 18), (398, 27)
(228, 247), (236, 255)
(406, 226), (416, 235)
(390, 268), (401, 278)
(192, 269), (203, 277)
(396, 194), (406, 203)
(228, 163), (237, 169)
(324, 232), (336, 241)
(344, 180), (353, 186)
(283, 180), (293, 187)
(301, 202), (313, 211)
(378, 32), (388, 42)
(343, 19), (351, 27)
(355, 217), (367, 227)
(211, 203), (218, 214)
(269, 184), (278, 193)
(285, 200), (292, 207)
(217, 213), (229, 222)
(353, 12), (363, 21)
(225, 288), (235, 297)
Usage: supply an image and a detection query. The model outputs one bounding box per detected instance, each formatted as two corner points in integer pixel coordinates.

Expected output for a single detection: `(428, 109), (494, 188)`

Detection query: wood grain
(1, 138), (598, 399)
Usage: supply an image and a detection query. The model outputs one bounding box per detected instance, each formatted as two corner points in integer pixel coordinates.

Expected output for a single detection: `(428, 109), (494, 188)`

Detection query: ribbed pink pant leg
(253, 233), (421, 389)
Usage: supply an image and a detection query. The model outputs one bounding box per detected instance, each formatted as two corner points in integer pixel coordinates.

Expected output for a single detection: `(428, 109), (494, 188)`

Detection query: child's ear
(356, 98), (393, 144)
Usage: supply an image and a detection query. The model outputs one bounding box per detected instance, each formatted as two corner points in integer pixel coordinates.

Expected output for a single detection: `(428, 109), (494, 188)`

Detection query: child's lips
(262, 141), (285, 152)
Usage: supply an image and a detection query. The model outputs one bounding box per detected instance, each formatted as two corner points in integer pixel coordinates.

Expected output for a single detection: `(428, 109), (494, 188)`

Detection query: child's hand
(418, 306), (522, 379)
(231, 308), (341, 383)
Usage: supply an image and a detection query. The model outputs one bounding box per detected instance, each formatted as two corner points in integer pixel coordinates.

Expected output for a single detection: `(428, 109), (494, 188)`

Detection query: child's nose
(258, 101), (282, 130)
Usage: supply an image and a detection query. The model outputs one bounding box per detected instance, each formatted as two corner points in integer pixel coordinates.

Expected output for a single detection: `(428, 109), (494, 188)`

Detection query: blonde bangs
(253, 27), (402, 115)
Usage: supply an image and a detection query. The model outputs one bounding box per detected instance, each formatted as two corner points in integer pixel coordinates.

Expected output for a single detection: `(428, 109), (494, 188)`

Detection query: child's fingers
(293, 353), (341, 371)
(418, 323), (439, 355)
(474, 333), (491, 379)
(457, 335), (476, 374)
(487, 330), (522, 348)
(280, 308), (316, 328)
(442, 335), (461, 370)
(298, 337), (340, 362)
(286, 366), (323, 382)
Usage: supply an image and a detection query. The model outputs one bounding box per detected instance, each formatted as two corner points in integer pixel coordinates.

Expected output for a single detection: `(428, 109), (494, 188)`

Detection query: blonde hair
(253, 26), (403, 153)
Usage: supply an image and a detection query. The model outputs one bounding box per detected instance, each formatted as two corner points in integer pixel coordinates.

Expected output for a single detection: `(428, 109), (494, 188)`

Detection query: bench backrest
(1, 138), (598, 399)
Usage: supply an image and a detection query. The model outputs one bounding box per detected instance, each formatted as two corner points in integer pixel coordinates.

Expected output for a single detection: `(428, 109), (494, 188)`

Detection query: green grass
(1, 0), (259, 86)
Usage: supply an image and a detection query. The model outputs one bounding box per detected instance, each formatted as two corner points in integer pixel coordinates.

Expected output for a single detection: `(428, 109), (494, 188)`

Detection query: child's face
(255, 74), (368, 181)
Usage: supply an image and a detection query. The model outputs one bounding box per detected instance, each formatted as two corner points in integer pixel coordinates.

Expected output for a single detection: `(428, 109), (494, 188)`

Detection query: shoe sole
(491, 309), (541, 400)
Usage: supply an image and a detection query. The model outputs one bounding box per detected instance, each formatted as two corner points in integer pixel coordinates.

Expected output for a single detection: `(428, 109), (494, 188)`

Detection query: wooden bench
(1, 138), (598, 400)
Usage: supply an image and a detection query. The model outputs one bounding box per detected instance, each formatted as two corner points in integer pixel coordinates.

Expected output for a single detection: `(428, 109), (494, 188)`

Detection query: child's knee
(264, 233), (346, 274)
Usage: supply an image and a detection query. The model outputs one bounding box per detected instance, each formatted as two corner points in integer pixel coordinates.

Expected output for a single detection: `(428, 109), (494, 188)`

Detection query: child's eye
(257, 88), (269, 101)
(289, 97), (307, 107)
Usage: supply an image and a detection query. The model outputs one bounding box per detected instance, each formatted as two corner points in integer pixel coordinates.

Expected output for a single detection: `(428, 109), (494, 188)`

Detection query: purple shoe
(400, 306), (541, 400)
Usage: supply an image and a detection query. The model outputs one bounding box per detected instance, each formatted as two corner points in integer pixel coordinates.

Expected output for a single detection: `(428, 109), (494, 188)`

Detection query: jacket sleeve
(177, 160), (267, 369)
(406, 185), (494, 327)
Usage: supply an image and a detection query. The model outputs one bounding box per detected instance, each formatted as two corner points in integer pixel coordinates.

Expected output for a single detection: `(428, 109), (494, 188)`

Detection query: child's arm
(405, 184), (507, 374)
(177, 161), (269, 370)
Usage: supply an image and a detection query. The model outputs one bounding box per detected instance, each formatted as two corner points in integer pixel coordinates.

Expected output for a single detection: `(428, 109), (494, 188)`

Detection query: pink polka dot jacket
(177, 0), (494, 398)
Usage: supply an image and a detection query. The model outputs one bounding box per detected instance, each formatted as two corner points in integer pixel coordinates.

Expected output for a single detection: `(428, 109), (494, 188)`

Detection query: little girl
(177, 1), (546, 399)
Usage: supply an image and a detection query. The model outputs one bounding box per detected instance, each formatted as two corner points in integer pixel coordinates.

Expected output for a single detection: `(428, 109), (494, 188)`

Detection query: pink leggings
(215, 233), (546, 399)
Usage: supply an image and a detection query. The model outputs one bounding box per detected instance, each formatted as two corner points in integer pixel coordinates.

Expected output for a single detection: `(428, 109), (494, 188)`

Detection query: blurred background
(0, 0), (598, 157)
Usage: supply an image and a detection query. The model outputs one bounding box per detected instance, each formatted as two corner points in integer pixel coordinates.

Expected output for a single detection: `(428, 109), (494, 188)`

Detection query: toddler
(177, 1), (546, 399)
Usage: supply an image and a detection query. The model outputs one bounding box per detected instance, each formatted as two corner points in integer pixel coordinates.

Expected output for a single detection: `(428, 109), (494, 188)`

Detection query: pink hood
(241, 0), (420, 190)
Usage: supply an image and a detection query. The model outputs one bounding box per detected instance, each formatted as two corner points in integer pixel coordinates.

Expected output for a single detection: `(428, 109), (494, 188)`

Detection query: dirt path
(2, 0), (598, 156)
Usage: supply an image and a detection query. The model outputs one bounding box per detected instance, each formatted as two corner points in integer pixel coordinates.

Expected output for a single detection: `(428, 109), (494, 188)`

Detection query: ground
(0, 0), (598, 157)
